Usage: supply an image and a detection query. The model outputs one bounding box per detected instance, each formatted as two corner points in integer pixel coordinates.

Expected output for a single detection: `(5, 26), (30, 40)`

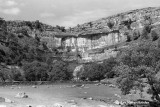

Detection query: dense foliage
(79, 63), (105, 81)
(48, 61), (72, 81)
(78, 58), (117, 81)
(0, 18), (73, 82)
(115, 34), (160, 102)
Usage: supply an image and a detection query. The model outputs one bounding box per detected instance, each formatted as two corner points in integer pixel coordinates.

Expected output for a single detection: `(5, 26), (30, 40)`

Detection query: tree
(151, 30), (159, 41)
(23, 61), (48, 81)
(140, 25), (152, 40)
(79, 63), (105, 81)
(48, 61), (72, 81)
(107, 21), (114, 29)
(116, 40), (160, 102)
(0, 66), (11, 82)
(121, 18), (133, 29)
(10, 67), (24, 81)
(116, 64), (160, 101)
(132, 30), (140, 40)
(102, 57), (117, 78)
(35, 20), (43, 31)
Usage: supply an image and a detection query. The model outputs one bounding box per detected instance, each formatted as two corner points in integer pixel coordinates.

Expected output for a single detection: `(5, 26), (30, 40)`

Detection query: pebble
(32, 85), (37, 88)
(88, 97), (93, 100)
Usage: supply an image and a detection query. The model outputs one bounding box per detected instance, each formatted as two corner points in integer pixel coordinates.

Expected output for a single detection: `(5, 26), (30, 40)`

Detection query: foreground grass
(0, 79), (152, 107)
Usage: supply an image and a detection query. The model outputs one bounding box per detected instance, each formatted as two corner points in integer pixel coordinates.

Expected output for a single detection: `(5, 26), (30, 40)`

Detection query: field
(0, 80), (151, 107)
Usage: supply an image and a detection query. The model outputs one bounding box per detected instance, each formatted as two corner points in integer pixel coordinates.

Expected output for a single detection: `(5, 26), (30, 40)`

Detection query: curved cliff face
(65, 7), (160, 62)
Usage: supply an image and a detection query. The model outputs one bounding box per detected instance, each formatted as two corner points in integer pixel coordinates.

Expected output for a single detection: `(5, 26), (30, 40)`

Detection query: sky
(0, 0), (160, 28)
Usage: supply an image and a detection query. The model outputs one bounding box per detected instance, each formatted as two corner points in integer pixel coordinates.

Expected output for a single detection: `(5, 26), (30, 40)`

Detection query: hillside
(69, 7), (160, 35)
(1, 7), (160, 64)
(62, 7), (160, 62)
(0, 18), (65, 66)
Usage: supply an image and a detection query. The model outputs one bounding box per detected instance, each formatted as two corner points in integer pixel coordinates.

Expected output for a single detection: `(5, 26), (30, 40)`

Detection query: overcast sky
(0, 0), (160, 28)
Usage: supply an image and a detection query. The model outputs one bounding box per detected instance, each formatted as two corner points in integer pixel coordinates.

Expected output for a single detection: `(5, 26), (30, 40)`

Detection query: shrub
(121, 19), (133, 29)
(116, 40), (160, 101)
(10, 67), (24, 81)
(124, 32), (132, 42)
(23, 61), (49, 81)
(102, 57), (117, 78)
(140, 25), (152, 40)
(79, 63), (105, 81)
(132, 30), (140, 40)
(151, 30), (159, 41)
(0, 67), (11, 82)
(107, 21), (114, 29)
(48, 61), (73, 81)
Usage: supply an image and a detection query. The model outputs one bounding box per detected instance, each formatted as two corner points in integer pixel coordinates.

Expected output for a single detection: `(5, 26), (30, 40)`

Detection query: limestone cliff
(70, 7), (160, 35)
(66, 7), (160, 62)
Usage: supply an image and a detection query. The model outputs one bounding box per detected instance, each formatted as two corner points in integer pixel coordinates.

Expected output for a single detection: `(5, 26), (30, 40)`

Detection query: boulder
(32, 85), (37, 88)
(0, 97), (14, 103)
(87, 97), (93, 100)
(66, 100), (77, 105)
(15, 92), (28, 98)
(4, 98), (14, 103)
(71, 84), (85, 88)
(95, 83), (101, 86)
(109, 84), (116, 88)
(114, 94), (121, 98)
(114, 100), (120, 105)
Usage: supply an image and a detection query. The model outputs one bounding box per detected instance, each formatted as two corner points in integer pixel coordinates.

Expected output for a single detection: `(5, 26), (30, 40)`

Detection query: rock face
(70, 7), (160, 34)
(64, 7), (160, 62)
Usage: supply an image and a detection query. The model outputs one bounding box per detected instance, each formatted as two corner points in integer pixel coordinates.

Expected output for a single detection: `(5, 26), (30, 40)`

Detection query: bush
(10, 67), (24, 81)
(124, 32), (132, 42)
(140, 25), (152, 40)
(151, 30), (159, 41)
(79, 63), (105, 81)
(107, 21), (114, 29)
(0, 67), (11, 82)
(132, 30), (140, 40)
(102, 57), (117, 78)
(121, 19), (132, 29)
(23, 61), (49, 81)
(48, 61), (72, 81)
